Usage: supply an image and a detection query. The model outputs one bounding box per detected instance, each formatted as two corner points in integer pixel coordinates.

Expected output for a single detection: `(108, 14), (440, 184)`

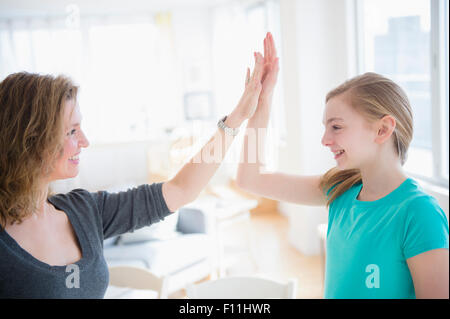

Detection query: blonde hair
(0, 72), (78, 228)
(319, 72), (413, 207)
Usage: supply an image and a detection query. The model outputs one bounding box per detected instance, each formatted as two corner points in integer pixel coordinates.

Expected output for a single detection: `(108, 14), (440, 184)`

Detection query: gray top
(0, 182), (173, 299)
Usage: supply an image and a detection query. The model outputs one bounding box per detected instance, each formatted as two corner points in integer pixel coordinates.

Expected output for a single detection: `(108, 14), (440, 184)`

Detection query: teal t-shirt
(324, 177), (449, 299)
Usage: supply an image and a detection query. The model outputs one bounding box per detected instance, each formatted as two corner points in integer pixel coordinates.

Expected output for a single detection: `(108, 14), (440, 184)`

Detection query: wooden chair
(107, 266), (169, 299)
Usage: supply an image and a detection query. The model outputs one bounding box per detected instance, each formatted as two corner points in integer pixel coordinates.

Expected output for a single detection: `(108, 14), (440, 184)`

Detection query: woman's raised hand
(233, 52), (264, 121)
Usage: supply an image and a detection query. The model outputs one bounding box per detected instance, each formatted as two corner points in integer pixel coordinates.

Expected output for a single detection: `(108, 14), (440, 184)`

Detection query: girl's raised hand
(260, 32), (279, 100)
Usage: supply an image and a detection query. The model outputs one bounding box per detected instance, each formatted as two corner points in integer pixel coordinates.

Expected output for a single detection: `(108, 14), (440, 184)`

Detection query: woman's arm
(407, 248), (449, 299)
(161, 53), (264, 212)
(236, 32), (327, 206)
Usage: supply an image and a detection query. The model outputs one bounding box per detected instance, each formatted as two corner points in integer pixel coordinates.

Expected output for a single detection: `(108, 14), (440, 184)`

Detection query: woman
(237, 33), (449, 298)
(0, 49), (265, 298)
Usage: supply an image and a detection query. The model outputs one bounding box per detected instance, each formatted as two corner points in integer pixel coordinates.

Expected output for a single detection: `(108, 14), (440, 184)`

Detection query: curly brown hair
(0, 72), (78, 228)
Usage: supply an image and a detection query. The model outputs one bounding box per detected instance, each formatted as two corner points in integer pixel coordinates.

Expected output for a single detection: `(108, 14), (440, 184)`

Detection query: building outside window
(356, 0), (449, 187)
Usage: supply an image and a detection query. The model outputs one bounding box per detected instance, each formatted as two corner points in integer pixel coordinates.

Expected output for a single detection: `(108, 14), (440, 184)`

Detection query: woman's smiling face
(48, 99), (89, 181)
(321, 93), (379, 170)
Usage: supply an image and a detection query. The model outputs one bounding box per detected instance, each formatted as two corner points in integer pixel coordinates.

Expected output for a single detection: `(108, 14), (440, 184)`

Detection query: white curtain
(0, 13), (182, 144)
(211, 0), (287, 173)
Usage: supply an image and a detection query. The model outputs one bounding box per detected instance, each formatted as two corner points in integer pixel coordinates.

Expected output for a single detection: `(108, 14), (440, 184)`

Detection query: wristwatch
(217, 115), (240, 137)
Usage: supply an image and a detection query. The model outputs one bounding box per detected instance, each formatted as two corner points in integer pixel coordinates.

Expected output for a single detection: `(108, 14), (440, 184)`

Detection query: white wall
(172, 8), (213, 93)
(277, 0), (352, 255)
(50, 140), (169, 193)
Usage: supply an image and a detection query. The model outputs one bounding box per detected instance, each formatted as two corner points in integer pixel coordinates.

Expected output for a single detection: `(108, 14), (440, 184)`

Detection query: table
(185, 194), (258, 278)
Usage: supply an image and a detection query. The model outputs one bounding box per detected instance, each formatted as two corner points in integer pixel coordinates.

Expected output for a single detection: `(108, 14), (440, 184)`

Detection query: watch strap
(217, 115), (240, 137)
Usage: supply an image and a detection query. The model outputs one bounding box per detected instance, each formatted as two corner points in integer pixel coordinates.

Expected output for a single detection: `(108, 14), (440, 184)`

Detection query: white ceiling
(0, 0), (233, 18)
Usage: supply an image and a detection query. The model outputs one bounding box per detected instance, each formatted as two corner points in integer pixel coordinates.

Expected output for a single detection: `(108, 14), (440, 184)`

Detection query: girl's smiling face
(48, 99), (89, 181)
(321, 93), (379, 170)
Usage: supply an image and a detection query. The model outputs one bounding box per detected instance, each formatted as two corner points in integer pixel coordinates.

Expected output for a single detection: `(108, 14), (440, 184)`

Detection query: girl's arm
(161, 53), (264, 212)
(236, 32), (327, 206)
(407, 248), (449, 298)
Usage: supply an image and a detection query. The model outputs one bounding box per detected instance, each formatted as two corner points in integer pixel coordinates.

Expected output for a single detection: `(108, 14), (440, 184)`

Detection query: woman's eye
(67, 129), (76, 136)
(332, 126), (341, 130)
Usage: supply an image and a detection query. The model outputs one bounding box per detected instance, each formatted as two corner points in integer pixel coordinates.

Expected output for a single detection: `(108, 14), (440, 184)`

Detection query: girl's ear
(374, 115), (396, 144)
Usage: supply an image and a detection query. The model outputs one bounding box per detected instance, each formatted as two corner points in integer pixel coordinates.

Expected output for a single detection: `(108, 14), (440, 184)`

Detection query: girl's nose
(321, 132), (331, 147)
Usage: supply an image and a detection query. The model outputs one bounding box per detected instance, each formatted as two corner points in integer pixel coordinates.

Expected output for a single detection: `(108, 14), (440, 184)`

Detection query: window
(442, 0), (449, 179)
(356, 0), (449, 187)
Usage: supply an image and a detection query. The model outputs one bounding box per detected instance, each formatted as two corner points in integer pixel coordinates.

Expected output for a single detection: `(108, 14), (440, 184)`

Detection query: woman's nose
(79, 131), (90, 148)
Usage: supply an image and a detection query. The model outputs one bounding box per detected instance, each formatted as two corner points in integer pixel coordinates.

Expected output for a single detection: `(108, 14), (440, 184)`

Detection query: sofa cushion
(176, 207), (208, 234)
(103, 233), (212, 276)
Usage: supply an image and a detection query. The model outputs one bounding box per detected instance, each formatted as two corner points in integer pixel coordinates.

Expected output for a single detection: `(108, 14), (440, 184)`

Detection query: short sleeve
(93, 182), (174, 239)
(402, 196), (449, 259)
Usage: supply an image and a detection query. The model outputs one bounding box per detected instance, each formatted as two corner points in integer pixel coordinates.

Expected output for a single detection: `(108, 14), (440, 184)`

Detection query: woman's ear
(374, 115), (396, 144)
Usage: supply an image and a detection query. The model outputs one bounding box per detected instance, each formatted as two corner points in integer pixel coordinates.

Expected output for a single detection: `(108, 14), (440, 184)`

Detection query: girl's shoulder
(399, 179), (448, 224)
(404, 191), (447, 221)
(400, 180), (449, 258)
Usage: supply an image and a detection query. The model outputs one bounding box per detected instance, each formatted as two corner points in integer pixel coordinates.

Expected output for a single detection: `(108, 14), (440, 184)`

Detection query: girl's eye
(67, 129), (76, 136)
(332, 126), (341, 130)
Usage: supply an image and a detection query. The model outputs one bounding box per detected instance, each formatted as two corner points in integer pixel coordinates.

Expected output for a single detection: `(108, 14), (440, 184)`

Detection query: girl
(0, 49), (264, 298)
(237, 32), (449, 299)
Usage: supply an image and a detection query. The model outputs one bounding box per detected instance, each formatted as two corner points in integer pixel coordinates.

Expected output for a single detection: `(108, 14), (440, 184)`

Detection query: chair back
(186, 275), (297, 299)
(108, 266), (168, 299)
